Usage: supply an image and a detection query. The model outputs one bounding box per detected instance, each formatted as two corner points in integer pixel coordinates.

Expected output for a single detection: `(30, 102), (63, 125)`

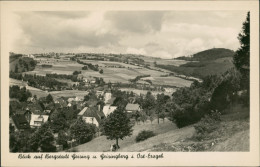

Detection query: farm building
(125, 103), (141, 113)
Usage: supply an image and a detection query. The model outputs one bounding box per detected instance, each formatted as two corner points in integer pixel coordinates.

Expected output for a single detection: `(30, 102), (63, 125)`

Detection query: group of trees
(129, 75), (150, 83)
(134, 91), (170, 125)
(10, 85), (32, 102)
(77, 60), (99, 71)
(24, 74), (68, 91)
(10, 123), (56, 152)
(46, 73), (80, 82)
(11, 57), (37, 73)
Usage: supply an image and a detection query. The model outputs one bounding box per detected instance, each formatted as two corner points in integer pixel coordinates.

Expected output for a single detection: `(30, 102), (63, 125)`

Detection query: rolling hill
(156, 48), (235, 78)
(175, 48), (235, 61)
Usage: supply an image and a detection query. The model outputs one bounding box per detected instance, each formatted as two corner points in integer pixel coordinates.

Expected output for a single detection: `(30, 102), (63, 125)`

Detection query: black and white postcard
(1, 0), (259, 166)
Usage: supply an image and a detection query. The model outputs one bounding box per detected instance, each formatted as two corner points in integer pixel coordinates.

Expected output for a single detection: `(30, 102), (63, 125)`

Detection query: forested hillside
(156, 48), (234, 78)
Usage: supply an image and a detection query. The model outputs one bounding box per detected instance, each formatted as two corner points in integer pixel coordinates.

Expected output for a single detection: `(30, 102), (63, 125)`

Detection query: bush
(135, 130), (156, 142)
(193, 111), (221, 141)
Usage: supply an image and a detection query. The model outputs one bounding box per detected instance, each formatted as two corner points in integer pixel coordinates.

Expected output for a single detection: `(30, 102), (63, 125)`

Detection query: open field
(155, 59), (189, 67)
(152, 77), (192, 87)
(25, 62), (83, 76)
(49, 90), (88, 99)
(23, 57), (193, 87)
(10, 78), (89, 99)
(10, 78), (49, 98)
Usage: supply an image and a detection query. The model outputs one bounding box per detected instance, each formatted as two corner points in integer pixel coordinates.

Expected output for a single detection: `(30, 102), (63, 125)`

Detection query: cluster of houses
(10, 90), (142, 132)
(77, 91), (141, 127)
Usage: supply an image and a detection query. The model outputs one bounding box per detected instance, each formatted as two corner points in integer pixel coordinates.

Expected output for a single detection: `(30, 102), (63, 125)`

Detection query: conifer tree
(233, 12), (250, 90)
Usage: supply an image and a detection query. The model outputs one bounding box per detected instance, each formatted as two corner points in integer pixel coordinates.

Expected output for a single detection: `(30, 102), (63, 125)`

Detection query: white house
(103, 105), (117, 117)
(30, 114), (49, 128)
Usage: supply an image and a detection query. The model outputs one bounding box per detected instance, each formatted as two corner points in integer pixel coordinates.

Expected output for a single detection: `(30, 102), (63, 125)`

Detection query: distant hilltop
(174, 48), (235, 61)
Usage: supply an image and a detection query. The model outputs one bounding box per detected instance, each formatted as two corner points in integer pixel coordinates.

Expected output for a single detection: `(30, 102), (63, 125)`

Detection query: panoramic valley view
(9, 11), (250, 152)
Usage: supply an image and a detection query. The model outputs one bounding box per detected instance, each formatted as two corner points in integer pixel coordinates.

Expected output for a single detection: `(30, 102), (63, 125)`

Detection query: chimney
(98, 104), (100, 112)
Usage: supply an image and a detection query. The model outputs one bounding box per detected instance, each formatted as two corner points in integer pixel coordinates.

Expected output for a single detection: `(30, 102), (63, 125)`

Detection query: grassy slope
(72, 105), (249, 152)
(73, 119), (181, 152)
(148, 106), (249, 152)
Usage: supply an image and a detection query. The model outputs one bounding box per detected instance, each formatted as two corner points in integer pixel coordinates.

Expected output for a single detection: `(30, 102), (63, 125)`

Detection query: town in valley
(9, 11), (250, 152)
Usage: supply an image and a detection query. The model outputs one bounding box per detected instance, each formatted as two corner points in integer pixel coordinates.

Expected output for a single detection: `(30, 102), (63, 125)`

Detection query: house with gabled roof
(78, 106), (104, 127)
(16, 109), (32, 123)
(10, 115), (30, 132)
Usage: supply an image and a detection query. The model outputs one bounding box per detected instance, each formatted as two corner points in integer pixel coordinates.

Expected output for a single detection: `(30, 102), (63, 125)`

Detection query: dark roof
(16, 110), (31, 115)
(27, 103), (43, 111)
(96, 107), (105, 118)
(96, 87), (104, 91)
(86, 100), (98, 107)
(82, 107), (103, 123)
(11, 115), (30, 130)
(33, 110), (47, 115)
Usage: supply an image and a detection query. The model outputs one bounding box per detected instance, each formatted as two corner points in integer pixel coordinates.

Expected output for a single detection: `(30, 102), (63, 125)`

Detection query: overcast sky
(11, 11), (247, 58)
